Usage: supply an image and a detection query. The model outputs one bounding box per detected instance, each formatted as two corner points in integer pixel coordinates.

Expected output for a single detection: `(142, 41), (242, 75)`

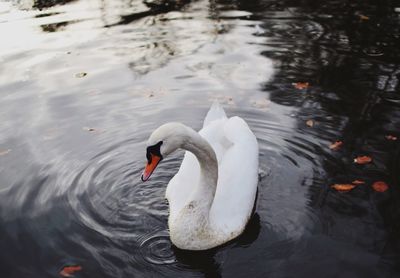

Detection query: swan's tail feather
(203, 101), (227, 127)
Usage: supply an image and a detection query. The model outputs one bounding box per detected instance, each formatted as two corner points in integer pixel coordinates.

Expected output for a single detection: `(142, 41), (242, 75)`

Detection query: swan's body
(142, 103), (259, 250)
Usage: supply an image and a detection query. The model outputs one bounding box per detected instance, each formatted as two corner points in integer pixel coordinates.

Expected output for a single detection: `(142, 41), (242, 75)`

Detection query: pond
(0, 0), (400, 277)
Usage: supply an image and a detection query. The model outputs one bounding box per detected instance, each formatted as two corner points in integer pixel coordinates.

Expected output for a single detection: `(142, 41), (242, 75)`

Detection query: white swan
(141, 102), (259, 250)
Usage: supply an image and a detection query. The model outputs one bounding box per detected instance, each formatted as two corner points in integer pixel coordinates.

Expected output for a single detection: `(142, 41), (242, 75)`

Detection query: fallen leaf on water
(75, 72), (87, 78)
(385, 135), (397, 141)
(292, 82), (309, 90)
(59, 265), (82, 277)
(331, 184), (356, 192)
(352, 180), (365, 185)
(372, 181), (388, 192)
(83, 127), (96, 132)
(252, 98), (270, 110)
(329, 140), (343, 150)
(359, 15), (370, 21)
(306, 119), (314, 127)
(0, 149), (11, 156)
(208, 96), (236, 106)
(354, 155), (372, 164)
(226, 97), (235, 105)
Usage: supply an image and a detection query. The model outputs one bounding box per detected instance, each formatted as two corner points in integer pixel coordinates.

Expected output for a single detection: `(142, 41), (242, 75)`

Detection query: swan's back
(203, 101), (227, 127)
(208, 116), (258, 233)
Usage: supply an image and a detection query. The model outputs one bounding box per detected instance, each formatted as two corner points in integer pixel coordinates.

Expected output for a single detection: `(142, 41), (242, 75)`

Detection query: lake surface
(1, 0), (400, 277)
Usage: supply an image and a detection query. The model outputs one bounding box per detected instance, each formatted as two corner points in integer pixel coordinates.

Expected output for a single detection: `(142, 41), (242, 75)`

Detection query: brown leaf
(331, 184), (356, 192)
(293, 82), (309, 90)
(252, 98), (270, 110)
(329, 140), (343, 150)
(354, 155), (372, 164)
(60, 265), (82, 277)
(385, 135), (397, 141)
(75, 72), (87, 78)
(306, 119), (314, 127)
(372, 181), (388, 192)
(359, 15), (370, 21)
(0, 149), (11, 156)
(352, 180), (365, 185)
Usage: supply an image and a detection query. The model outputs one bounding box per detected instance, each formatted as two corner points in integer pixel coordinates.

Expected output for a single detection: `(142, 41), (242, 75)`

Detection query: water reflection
(258, 1), (400, 276)
(0, 0), (400, 277)
(104, 0), (192, 27)
(33, 0), (76, 9)
(41, 20), (74, 32)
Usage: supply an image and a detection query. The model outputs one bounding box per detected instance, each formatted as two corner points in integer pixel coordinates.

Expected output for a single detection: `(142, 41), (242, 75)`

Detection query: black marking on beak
(146, 141), (163, 164)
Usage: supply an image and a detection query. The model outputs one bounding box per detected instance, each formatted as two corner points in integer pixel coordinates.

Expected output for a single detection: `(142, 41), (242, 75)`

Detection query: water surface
(1, 0), (400, 277)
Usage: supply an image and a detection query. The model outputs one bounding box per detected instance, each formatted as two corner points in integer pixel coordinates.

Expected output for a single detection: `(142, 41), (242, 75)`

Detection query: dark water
(1, 0), (400, 277)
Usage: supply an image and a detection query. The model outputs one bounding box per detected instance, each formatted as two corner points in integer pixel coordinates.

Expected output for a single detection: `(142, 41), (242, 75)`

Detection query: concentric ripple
(66, 133), (175, 240)
(139, 229), (176, 265)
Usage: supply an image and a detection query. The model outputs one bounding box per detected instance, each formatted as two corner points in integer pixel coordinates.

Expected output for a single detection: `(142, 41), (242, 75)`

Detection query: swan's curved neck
(180, 127), (218, 210)
(164, 124), (222, 249)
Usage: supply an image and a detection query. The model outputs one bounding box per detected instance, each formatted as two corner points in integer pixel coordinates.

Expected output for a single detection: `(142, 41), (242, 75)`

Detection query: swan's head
(141, 123), (188, 181)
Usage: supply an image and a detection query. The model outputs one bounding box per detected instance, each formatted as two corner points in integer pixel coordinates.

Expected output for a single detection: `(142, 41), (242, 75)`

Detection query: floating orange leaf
(293, 82), (309, 90)
(329, 140), (343, 150)
(359, 15), (370, 21)
(331, 184), (356, 192)
(372, 181), (388, 192)
(354, 155), (372, 164)
(60, 265), (82, 277)
(385, 135), (397, 141)
(352, 180), (365, 185)
(306, 119), (314, 127)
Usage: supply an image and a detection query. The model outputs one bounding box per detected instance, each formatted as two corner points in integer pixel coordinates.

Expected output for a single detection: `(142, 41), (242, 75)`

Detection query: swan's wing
(210, 116), (259, 233)
(166, 150), (199, 219)
(166, 118), (230, 219)
(203, 101), (227, 128)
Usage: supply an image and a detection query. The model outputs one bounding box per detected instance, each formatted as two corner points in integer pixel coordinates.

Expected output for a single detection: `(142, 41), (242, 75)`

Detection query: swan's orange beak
(141, 154), (162, 182)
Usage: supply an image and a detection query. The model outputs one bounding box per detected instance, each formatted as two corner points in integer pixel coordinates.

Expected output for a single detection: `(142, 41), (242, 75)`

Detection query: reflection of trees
(99, 0), (232, 76)
(127, 41), (176, 75)
(40, 20), (73, 32)
(99, 0), (196, 76)
(244, 0), (400, 266)
(98, 0), (196, 75)
(29, 0), (230, 76)
(104, 0), (192, 27)
(33, 0), (76, 9)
